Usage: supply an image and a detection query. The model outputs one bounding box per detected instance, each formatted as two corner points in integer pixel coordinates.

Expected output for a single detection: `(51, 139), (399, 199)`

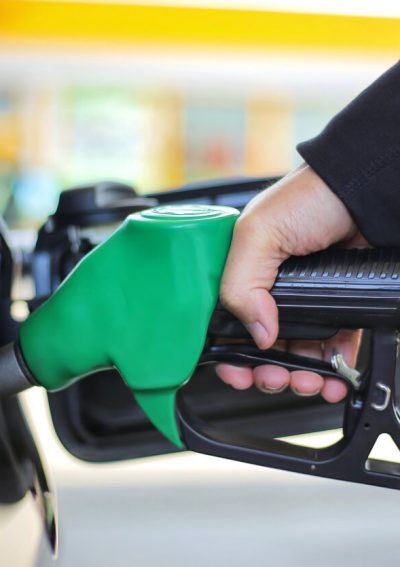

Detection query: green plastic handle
(19, 204), (239, 447)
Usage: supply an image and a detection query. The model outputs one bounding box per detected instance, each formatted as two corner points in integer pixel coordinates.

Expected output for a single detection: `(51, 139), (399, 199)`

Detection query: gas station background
(1, 4), (400, 566)
(0, 1), (399, 228)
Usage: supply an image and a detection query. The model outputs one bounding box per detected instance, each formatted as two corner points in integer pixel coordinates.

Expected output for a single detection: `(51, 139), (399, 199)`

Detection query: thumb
(220, 216), (285, 349)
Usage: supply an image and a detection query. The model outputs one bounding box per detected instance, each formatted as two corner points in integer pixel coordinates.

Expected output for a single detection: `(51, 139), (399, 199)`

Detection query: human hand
(216, 164), (366, 402)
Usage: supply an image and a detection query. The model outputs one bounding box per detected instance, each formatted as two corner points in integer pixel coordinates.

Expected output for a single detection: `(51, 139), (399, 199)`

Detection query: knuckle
(220, 280), (240, 310)
(219, 280), (247, 319)
(232, 213), (255, 240)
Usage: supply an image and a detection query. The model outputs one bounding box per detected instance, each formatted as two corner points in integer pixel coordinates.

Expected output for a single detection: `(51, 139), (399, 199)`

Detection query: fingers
(220, 217), (281, 349)
(215, 361), (345, 401)
(216, 362), (349, 402)
(320, 378), (348, 403)
(288, 340), (325, 397)
(216, 364), (254, 390)
(288, 338), (350, 402)
(251, 340), (328, 397)
(215, 340), (289, 392)
(253, 365), (290, 393)
(219, 191), (289, 350)
(215, 330), (361, 403)
(290, 371), (324, 396)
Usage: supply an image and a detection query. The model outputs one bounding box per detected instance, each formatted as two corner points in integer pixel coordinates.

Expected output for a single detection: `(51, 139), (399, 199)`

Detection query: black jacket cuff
(297, 61), (400, 247)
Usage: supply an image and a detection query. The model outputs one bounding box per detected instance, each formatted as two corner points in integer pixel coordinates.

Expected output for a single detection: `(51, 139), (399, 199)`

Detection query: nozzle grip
(209, 248), (400, 339)
(274, 247), (400, 329)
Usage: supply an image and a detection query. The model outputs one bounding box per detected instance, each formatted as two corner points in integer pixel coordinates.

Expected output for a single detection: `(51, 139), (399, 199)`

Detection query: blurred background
(1, 0), (398, 230)
(1, 2), (400, 566)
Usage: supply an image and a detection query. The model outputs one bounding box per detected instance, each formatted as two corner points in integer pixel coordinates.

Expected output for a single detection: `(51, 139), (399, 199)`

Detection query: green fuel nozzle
(17, 204), (240, 447)
(11, 200), (400, 491)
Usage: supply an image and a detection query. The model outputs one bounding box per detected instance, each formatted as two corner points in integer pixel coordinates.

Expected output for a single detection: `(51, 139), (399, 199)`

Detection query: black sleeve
(297, 61), (400, 247)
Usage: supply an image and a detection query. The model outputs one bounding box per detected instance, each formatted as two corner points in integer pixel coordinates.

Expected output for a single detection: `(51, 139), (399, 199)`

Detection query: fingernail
(245, 321), (269, 348)
(292, 387), (321, 397)
(257, 384), (287, 395)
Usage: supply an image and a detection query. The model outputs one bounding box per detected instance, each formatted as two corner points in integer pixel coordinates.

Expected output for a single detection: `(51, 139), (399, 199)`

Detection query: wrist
(301, 164), (359, 243)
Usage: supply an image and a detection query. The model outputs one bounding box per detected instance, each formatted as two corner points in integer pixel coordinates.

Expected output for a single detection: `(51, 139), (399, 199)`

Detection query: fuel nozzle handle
(5, 203), (400, 449)
(11, 205), (239, 447)
(209, 247), (400, 340)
